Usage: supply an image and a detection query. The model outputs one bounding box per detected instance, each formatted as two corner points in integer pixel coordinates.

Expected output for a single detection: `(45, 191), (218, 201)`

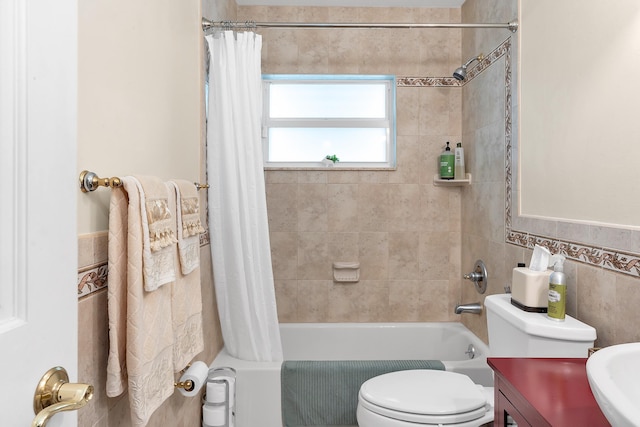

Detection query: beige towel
(170, 179), (205, 274)
(106, 177), (175, 427)
(169, 180), (205, 371)
(170, 259), (205, 371)
(134, 175), (177, 291)
(106, 184), (129, 397)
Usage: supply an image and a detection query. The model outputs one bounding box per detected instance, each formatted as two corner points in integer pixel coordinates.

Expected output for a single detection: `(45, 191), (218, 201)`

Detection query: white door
(0, 0), (79, 425)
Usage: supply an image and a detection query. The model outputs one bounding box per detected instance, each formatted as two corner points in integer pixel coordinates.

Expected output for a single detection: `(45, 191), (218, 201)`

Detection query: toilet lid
(359, 370), (488, 424)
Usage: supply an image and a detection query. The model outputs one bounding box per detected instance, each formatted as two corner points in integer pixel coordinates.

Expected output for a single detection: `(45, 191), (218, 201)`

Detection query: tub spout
(455, 302), (482, 315)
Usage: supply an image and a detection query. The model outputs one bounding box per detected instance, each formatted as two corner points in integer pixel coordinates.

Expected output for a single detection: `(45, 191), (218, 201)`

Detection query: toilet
(356, 293), (597, 427)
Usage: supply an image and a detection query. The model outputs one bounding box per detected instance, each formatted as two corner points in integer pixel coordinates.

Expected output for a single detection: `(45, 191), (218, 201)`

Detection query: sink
(586, 342), (640, 427)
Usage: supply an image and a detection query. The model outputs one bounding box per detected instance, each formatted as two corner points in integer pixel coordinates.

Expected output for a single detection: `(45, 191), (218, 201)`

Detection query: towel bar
(79, 170), (209, 193)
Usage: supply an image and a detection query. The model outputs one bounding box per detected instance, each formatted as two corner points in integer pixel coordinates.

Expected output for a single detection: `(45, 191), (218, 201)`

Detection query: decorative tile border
(78, 262), (109, 298)
(506, 231), (640, 278)
(397, 77), (461, 87)
(199, 228), (211, 246)
(77, 229), (212, 299)
(397, 38), (511, 87)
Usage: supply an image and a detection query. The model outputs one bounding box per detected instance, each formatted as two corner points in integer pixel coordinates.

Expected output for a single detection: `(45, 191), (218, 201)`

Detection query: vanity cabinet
(487, 358), (610, 426)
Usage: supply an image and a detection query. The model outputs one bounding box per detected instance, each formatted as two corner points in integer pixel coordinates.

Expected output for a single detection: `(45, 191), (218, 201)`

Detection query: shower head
(452, 66), (467, 81)
(453, 53), (485, 81)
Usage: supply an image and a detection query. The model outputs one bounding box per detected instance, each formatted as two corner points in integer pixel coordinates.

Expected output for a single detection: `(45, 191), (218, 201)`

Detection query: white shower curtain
(205, 31), (282, 362)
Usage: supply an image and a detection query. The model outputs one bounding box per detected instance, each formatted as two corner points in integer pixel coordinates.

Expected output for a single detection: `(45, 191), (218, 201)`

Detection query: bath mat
(281, 359), (445, 426)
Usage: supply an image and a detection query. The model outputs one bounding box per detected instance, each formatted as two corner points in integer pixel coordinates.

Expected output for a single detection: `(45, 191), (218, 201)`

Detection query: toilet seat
(358, 370), (492, 425)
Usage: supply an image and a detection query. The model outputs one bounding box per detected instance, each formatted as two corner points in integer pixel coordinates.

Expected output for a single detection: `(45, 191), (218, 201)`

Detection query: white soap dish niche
(333, 262), (360, 283)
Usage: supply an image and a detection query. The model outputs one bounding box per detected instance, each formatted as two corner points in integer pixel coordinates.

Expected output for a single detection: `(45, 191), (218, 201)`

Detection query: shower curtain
(205, 31), (282, 362)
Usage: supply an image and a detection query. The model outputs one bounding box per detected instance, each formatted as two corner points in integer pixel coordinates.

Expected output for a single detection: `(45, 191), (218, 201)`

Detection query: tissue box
(511, 267), (552, 312)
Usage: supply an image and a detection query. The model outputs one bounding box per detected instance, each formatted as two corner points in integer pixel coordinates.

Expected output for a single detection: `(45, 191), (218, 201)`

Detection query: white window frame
(262, 74), (396, 169)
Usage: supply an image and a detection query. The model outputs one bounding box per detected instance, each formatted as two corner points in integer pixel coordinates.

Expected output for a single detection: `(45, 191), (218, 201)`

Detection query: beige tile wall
(459, 0), (640, 348)
(77, 232), (222, 427)
(240, 5), (465, 323)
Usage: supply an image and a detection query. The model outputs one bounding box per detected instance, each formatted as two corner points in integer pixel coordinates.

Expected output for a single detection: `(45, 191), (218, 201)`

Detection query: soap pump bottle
(439, 142), (454, 180)
(454, 142), (465, 180)
(547, 255), (567, 321)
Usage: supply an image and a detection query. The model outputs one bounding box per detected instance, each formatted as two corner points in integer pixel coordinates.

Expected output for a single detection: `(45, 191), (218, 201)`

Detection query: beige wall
(239, 5), (465, 323)
(76, 0), (235, 425)
(77, 0), (202, 234)
(520, 0), (640, 228)
(459, 0), (640, 348)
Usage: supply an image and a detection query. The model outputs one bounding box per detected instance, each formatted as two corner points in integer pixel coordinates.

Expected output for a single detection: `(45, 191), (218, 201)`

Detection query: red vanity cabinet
(487, 358), (610, 426)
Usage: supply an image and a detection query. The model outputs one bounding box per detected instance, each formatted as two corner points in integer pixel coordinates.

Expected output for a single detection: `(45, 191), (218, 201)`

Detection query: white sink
(586, 342), (640, 427)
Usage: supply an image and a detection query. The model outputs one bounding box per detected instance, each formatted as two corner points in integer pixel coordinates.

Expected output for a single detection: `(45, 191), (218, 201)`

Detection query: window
(262, 75), (396, 169)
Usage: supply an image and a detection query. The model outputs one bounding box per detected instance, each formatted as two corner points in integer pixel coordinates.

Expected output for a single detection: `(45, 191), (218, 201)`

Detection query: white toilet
(356, 293), (597, 427)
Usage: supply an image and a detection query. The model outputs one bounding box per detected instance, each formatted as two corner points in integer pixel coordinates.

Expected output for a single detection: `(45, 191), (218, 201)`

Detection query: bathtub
(210, 322), (492, 427)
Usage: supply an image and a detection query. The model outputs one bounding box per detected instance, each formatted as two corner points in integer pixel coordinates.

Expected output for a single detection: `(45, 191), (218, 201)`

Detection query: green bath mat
(281, 359), (445, 427)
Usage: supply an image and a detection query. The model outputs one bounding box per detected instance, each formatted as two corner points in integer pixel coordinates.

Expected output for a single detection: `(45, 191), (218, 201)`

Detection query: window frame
(262, 74), (397, 170)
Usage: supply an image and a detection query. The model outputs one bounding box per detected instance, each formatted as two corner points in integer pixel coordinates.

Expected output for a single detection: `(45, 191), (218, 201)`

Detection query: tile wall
(77, 230), (222, 427)
(237, 5), (466, 323)
(459, 0), (640, 347)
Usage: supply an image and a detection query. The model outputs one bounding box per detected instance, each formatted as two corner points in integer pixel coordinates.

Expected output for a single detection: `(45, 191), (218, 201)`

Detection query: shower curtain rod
(201, 18), (518, 33)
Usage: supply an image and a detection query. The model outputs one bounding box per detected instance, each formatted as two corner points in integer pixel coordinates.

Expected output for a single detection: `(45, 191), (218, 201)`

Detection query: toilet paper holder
(174, 362), (202, 393)
(174, 378), (195, 392)
(175, 361), (211, 398)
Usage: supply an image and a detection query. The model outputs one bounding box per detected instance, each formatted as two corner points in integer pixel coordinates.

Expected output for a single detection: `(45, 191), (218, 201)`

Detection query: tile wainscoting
(77, 230), (221, 427)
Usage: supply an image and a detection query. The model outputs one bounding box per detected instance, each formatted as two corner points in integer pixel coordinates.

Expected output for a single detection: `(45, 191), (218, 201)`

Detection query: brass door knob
(32, 367), (93, 427)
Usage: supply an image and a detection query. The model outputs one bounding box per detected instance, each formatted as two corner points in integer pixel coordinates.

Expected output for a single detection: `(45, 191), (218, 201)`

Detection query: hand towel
(106, 184), (129, 397)
(170, 260), (205, 371)
(106, 177), (175, 427)
(133, 175), (177, 291)
(169, 180), (205, 371)
(169, 180), (205, 275)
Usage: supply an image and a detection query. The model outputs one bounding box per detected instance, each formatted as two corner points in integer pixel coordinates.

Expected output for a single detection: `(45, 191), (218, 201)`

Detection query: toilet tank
(485, 294), (596, 358)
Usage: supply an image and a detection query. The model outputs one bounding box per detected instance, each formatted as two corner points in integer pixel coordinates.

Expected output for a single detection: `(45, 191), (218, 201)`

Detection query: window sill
(265, 166), (397, 171)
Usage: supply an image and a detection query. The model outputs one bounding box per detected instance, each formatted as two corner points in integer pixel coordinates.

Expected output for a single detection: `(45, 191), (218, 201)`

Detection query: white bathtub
(210, 322), (493, 427)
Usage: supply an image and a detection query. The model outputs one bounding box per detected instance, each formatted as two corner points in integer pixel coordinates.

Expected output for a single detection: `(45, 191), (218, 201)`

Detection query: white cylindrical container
(454, 142), (465, 180)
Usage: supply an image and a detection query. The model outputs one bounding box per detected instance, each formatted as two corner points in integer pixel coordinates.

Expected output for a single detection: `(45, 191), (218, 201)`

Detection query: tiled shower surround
(248, 1), (640, 344)
(251, 6), (467, 324)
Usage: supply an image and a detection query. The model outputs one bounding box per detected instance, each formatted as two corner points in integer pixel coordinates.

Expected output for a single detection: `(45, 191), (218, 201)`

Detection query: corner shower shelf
(433, 173), (472, 186)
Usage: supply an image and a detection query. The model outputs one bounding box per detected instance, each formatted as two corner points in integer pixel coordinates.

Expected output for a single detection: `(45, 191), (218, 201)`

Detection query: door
(0, 0), (79, 425)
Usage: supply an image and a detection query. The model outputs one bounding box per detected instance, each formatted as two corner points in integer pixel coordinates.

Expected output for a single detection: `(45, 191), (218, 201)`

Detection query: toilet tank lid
(485, 294), (597, 342)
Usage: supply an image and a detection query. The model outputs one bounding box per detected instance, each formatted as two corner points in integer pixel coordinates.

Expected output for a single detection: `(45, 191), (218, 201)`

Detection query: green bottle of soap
(439, 142), (454, 179)
(547, 258), (566, 321)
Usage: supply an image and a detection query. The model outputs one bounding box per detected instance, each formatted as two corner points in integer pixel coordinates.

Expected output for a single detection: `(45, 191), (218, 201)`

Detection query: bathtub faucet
(455, 302), (482, 315)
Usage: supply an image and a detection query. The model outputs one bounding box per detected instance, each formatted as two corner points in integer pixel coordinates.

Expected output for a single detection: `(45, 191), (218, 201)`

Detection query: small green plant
(325, 155), (339, 163)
